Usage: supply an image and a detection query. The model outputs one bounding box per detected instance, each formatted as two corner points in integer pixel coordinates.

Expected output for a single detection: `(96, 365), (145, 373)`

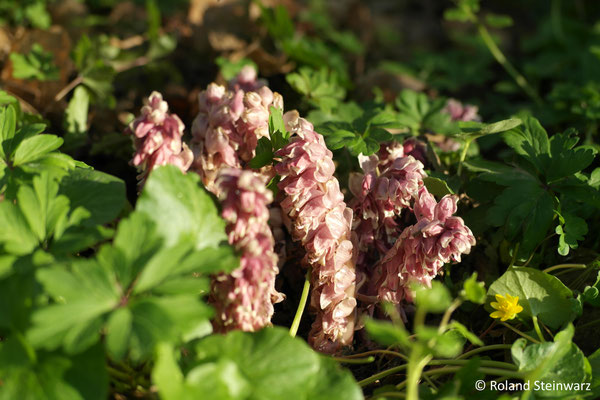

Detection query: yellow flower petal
(490, 302), (500, 310)
(490, 311), (504, 319)
(515, 305), (523, 313)
(495, 294), (505, 302)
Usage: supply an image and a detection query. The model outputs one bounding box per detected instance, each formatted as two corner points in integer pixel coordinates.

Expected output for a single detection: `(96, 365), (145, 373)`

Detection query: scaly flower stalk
(127, 91), (193, 180)
(375, 187), (476, 304)
(191, 69), (282, 192)
(210, 168), (284, 332)
(275, 111), (356, 353)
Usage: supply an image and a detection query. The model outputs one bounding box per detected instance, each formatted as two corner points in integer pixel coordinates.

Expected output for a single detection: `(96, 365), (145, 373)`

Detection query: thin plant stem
(457, 139), (472, 175)
(372, 392), (406, 399)
(397, 366), (525, 389)
(289, 273), (310, 337)
(464, 319), (498, 353)
(476, 23), (542, 106)
(532, 316), (546, 342)
(500, 321), (541, 344)
(332, 356), (375, 364)
(457, 343), (512, 359)
(438, 299), (462, 334)
(406, 352), (432, 400)
(576, 318), (600, 330)
(422, 373), (438, 389)
(359, 364), (408, 387)
(344, 349), (409, 362)
(509, 243), (520, 268)
(428, 359), (517, 370)
(543, 264), (586, 274)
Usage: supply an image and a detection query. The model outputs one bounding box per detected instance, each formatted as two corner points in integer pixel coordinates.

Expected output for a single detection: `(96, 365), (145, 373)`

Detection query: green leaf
(0, 338), (108, 400)
(9, 44), (59, 81)
(17, 172), (70, 242)
(423, 176), (454, 197)
(555, 213), (588, 256)
(487, 266), (576, 329)
(27, 260), (120, 352)
(248, 137), (274, 169)
(216, 57), (258, 81)
(502, 116), (550, 173)
(414, 281), (452, 313)
(64, 86), (90, 137)
(589, 347), (600, 397)
(449, 321), (483, 346)
(129, 296), (213, 361)
(485, 13), (513, 28)
(461, 272), (486, 304)
(136, 165), (227, 250)
(546, 129), (597, 182)
(395, 90), (458, 135)
(488, 180), (554, 256)
(154, 327), (362, 400)
(512, 325), (591, 398)
(0, 200), (39, 255)
(59, 167), (125, 226)
(364, 319), (410, 347)
(455, 118), (522, 140)
(105, 307), (132, 361)
(0, 105), (17, 161)
(12, 134), (63, 166)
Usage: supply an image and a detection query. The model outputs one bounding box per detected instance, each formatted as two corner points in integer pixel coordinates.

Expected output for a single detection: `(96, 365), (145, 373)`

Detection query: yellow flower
(490, 293), (523, 321)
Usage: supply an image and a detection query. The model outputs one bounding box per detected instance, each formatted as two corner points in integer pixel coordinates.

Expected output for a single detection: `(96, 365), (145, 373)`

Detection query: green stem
(289, 273), (310, 338)
(457, 139), (472, 175)
(332, 356), (375, 364)
(532, 316), (546, 342)
(397, 366), (525, 389)
(457, 344), (512, 359)
(477, 23), (542, 106)
(428, 359), (517, 370)
(576, 318), (600, 330)
(107, 366), (132, 382)
(359, 364), (408, 387)
(372, 392), (406, 399)
(500, 322), (541, 344)
(407, 352), (432, 400)
(508, 243), (520, 268)
(542, 263), (586, 274)
(344, 349), (409, 362)
(438, 299), (462, 334)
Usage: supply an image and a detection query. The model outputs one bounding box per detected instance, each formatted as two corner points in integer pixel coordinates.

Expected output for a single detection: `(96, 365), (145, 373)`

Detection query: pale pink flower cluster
(444, 99), (481, 122)
(127, 92), (193, 178)
(375, 187), (476, 303)
(349, 150), (426, 264)
(191, 68), (283, 192)
(275, 111), (356, 353)
(210, 168), (284, 332)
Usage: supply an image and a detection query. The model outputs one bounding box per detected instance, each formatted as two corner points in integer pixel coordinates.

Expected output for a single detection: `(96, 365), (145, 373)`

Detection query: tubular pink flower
(191, 70), (283, 192)
(210, 168), (284, 332)
(275, 111), (356, 353)
(376, 187), (476, 304)
(349, 152), (426, 263)
(127, 91), (193, 179)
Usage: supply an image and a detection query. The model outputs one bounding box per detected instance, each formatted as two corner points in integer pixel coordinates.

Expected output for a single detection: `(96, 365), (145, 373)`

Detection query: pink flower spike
(126, 91), (193, 182)
(210, 169), (284, 332)
(276, 111), (357, 353)
(376, 187), (475, 304)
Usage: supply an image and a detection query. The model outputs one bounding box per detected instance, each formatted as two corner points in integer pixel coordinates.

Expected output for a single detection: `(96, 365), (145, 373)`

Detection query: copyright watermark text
(475, 380), (591, 392)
